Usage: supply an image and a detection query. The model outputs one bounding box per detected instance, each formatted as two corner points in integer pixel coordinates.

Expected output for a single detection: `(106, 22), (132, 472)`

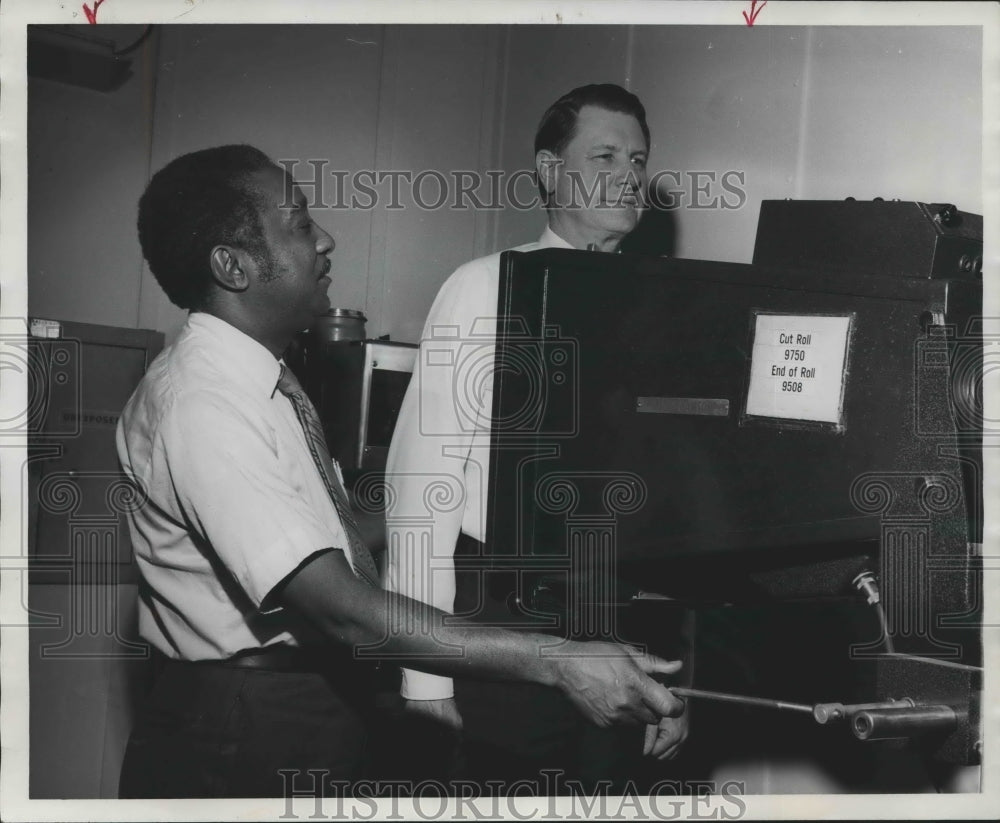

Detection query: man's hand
(551, 642), (685, 728)
(643, 704), (689, 760)
(402, 697), (463, 731)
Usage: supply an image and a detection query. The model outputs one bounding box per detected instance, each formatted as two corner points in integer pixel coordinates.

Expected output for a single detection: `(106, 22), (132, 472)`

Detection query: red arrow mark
(743, 0), (767, 27)
(83, 0), (107, 24)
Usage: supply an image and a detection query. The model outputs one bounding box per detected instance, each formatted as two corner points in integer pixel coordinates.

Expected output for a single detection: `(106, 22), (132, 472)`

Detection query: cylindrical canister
(312, 308), (367, 343)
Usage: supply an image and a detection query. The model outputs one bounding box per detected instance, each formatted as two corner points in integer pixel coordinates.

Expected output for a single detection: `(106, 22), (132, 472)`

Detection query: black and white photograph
(0, 1), (997, 820)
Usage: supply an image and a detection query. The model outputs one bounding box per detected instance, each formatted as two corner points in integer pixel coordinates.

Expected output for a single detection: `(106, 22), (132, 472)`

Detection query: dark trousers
(119, 653), (374, 799)
(454, 676), (642, 793)
(451, 535), (645, 794)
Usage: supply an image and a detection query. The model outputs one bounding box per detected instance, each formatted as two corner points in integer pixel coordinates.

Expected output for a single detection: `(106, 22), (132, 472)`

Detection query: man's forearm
(284, 549), (558, 687)
(278, 548), (686, 729)
(376, 592), (560, 687)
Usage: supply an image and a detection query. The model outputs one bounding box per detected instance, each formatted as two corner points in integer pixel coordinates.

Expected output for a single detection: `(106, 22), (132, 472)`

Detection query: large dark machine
(484, 201), (983, 779)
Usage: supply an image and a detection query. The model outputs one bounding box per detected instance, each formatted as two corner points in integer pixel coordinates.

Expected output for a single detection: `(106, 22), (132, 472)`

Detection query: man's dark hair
(533, 83), (651, 202)
(137, 144), (277, 309)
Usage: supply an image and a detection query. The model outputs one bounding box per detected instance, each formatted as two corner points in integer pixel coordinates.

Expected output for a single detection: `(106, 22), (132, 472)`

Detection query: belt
(180, 645), (372, 673)
(223, 646), (332, 672)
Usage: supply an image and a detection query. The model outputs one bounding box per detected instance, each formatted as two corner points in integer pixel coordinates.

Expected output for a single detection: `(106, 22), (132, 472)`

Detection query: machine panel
(488, 253), (979, 568)
(485, 202), (983, 767)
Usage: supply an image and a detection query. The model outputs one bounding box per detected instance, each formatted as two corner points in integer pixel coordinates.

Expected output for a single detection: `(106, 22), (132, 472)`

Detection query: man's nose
(316, 224), (335, 254)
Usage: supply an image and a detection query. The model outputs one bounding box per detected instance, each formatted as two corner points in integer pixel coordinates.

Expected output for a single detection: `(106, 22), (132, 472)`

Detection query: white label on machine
(745, 313), (852, 424)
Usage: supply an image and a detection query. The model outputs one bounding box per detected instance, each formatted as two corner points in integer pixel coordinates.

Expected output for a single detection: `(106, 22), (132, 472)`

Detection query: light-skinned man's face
(537, 105), (649, 252)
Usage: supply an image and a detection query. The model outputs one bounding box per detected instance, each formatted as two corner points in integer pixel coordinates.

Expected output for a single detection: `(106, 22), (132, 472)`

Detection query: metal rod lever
(670, 688), (957, 743)
(671, 687), (814, 714)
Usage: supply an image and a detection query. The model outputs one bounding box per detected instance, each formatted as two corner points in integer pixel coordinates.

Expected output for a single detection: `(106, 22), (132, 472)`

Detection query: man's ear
(535, 150), (561, 201)
(209, 246), (250, 292)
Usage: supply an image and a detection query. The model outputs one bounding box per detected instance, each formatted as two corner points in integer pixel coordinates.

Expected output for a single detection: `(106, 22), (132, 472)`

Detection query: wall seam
(134, 28), (161, 329)
(490, 25), (512, 255)
(794, 27), (815, 200)
(473, 27), (504, 259)
(367, 25), (395, 337)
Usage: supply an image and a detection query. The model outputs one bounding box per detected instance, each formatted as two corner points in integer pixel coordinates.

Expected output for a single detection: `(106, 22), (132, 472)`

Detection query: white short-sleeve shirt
(116, 312), (351, 660)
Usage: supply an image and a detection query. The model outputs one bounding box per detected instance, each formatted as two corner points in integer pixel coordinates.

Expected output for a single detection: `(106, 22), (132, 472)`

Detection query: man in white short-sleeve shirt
(385, 84), (690, 790)
(119, 311), (358, 659)
(116, 143), (684, 798)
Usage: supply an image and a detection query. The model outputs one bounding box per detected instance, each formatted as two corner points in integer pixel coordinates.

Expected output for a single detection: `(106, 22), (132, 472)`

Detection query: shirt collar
(539, 225), (575, 250)
(539, 225), (625, 253)
(186, 312), (284, 397)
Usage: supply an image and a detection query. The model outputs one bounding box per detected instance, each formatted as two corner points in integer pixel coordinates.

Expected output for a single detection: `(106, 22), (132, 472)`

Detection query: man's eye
(632, 157), (648, 169)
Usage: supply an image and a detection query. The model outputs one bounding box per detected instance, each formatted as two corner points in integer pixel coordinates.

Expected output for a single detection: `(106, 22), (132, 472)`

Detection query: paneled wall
(27, 25), (157, 328)
(495, 25), (982, 265)
(28, 24), (982, 341)
(136, 24), (386, 338)
(361, 26), (505, 344)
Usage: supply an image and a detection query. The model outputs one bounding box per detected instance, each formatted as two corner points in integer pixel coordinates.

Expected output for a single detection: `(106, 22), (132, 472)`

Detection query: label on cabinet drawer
(745, 313), (852, 425)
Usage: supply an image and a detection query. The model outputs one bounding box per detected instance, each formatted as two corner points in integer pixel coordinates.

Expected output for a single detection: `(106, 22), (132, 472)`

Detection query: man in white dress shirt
(116, 143), (685, 798)
(385, 84), (690, 791)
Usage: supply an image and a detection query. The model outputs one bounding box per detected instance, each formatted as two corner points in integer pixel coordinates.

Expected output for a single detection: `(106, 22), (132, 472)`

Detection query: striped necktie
(276, 365), (380, 586)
